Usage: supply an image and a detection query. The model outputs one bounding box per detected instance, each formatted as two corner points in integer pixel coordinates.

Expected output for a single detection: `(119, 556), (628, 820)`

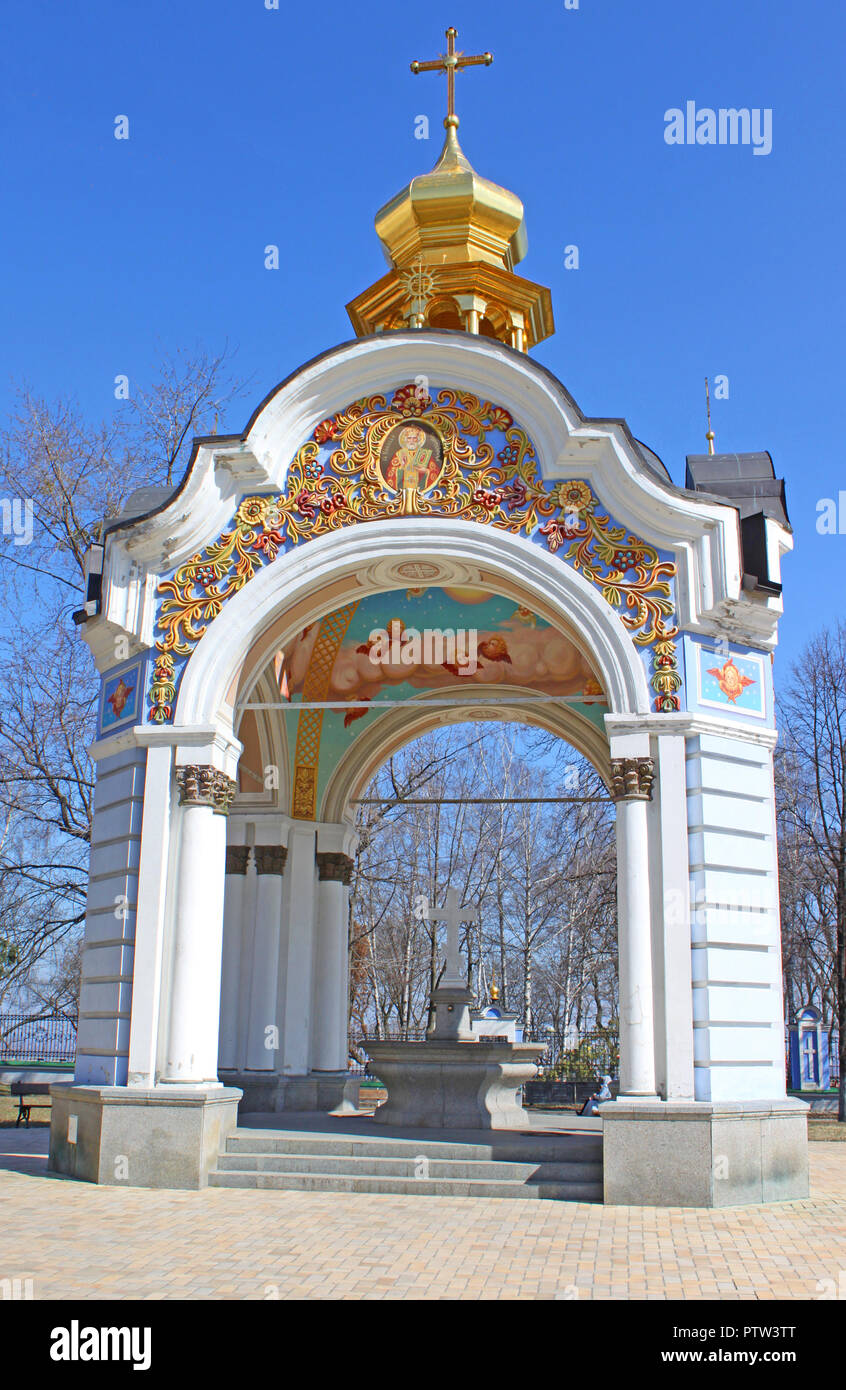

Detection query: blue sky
(3, 0), (843, 675)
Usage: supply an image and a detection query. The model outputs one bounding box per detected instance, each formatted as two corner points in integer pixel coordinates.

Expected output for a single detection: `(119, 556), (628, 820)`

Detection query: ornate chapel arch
(175, 519), (652, 742)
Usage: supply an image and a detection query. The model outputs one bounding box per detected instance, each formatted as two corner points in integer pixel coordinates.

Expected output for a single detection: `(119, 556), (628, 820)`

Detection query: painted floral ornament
(151, 383), (682, 718)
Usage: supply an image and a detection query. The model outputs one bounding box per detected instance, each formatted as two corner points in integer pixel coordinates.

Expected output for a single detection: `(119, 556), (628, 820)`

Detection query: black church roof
(685, 452), (789, 527)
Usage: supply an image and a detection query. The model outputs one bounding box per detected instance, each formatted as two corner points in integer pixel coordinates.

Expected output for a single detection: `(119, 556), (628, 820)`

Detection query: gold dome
(375, 123), (528, 273)
(346, 29), (554, 352)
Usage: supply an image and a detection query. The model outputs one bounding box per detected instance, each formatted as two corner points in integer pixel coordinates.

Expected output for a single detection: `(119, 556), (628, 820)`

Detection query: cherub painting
(107, 677), (134, 718)
(378, 420), (443, 514)
(101, 662), (141, 731)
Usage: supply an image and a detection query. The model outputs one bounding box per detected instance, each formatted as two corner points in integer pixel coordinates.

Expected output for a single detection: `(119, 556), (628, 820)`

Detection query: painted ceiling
(265, 587), (606, 819)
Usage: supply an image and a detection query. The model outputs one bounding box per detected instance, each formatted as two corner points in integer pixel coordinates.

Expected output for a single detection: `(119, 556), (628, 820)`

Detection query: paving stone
(0, 1140), (844, 1299)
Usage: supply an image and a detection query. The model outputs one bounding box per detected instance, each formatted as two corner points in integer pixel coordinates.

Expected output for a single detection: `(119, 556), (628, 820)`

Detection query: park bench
(9, 1081), (52, 1127)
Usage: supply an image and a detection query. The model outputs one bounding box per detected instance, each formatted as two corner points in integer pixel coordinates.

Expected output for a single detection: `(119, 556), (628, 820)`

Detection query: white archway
(159, 515), (662, 1110)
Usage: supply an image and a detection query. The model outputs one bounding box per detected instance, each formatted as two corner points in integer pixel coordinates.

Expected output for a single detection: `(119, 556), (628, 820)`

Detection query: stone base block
(218, 1070), (360, 1115)
(48, 1085), (242, 1189)
(600, 1098), (809, 1207)
(366, 1040), (545, 1129)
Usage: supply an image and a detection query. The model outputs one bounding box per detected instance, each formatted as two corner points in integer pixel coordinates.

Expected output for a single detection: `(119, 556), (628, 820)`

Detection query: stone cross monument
(368, 885), (545, 1128)
(425, 888), (479, 1040)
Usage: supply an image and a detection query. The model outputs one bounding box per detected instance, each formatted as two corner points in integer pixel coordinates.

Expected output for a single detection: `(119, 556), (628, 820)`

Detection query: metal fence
(350, 1030), (429, 1075)
(7, 1013), (841, 1088)
(528, 1030), (620, 1082)
(0, 1014), (77, 1064)
(349, 1028), (621, 1081)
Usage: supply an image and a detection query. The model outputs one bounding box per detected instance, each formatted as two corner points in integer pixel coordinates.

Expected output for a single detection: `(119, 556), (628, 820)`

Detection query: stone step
(226, 1130), (602, 1165)
(215, 1150), (602, 1183)
(208, 1168), (603, 1201)
(213, 1126), (603, 1200)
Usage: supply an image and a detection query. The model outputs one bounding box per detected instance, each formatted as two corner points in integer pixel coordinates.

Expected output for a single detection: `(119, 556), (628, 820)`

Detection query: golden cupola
(346, 27), (554, 352)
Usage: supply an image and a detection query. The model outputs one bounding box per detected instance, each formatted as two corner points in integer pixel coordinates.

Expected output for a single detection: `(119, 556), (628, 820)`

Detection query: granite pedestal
(600, 1098), (809, 1207)
(218, 1069), (359, 1115)
(48, 1084), (242, 1189)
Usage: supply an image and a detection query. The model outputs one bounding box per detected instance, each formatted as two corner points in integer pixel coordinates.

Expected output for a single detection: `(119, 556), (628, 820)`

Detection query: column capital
(176, 764), (236, 816)
(254, 845), (288, 876)
(610, 756), (655, 803)
(225, 845), (251, 875)
(455, 292), (488, 313)
(316, 850), (354, 885)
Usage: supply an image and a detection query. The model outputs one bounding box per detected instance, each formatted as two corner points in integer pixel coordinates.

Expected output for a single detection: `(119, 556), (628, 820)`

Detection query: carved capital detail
(316, 851), (354, 885)
(610, 756), (655, 803)
(177, 764), (237, 816)
(225, 845), (251, 875)
(254, 845), (288, 876)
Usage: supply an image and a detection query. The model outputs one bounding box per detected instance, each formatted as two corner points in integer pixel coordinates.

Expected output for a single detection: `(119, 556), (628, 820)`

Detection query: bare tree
(0, 344), (249, 1011)
(350, 723), (617, 1042)
(778, 622), (846, 1119)
(122, 342), (248, 487)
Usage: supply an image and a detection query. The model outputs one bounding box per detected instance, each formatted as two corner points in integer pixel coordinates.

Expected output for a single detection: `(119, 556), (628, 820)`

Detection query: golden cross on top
(410, 26), (493, 128)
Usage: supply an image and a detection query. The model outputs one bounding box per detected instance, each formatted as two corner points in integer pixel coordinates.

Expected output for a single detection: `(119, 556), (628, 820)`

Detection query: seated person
(578, 1074), (613, 1116)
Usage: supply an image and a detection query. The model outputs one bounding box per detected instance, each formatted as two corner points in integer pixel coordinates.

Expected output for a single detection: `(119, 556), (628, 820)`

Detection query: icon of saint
(383, 424), (441, 514)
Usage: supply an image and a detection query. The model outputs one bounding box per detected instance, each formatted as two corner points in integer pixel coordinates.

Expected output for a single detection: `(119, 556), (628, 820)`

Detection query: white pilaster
(75, 746), (147, 1086)
(687, 732), (786, 1101)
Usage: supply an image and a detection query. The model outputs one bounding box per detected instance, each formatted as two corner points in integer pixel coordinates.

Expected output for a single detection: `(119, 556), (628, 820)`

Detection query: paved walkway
(0, 1126), (844, 1300)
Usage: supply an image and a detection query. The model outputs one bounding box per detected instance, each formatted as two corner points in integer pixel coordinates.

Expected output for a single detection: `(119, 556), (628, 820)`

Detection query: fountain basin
(366, 1039), (545, 1130)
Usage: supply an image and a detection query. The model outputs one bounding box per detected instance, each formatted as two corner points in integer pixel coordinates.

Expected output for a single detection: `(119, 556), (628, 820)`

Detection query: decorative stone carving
(610, 756), (655, 803)
(225, 845), (251, 875)
(254, 845), (288, 876)
(316, 851), (354, 885)
(176, 764), (237, 816)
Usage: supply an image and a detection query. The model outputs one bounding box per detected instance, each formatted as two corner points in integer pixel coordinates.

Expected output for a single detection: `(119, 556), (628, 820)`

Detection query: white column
(245, 845), (287, 1069)
(613, 756), (658, 1098)
(652, 733), (695, 1099)
(455, 293), (487, 336)
(126, 743), (174, 1086)
(277, 823), (318, 1075)
(161, 765), (234, 1086)
(312, 852), (352, 1072)
(218, 843), (250, 1071)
